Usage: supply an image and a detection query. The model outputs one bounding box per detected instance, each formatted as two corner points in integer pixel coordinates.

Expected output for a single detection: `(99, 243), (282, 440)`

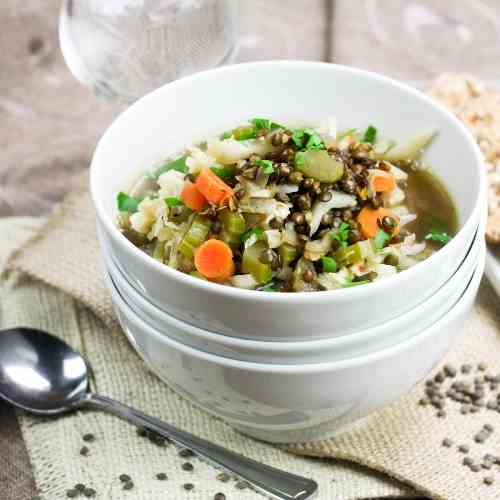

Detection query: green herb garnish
(331, 222), (350, 248)
(261, 281), (277, 292)
(374, 229), (391, 249)
(221, 131), (233, 139)
(292, 128), (324, 150)
(165, 197), (184, 208)
(211, 165), (235, 179)
(321, 256), (337, 273)
(425, 229), (452, 245)
(254, 159), (274, 174)
(117, 192), (141, 213)
(149, 155), (189, 179)
(343, 279), (370, 288)
(362, 125), (377, 144)
(250, 118), (284, 132)
(241, 227), (264, 243)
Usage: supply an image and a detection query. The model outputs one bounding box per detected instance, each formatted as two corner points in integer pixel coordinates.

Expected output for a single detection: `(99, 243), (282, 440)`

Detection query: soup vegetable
(116, 118), (457, 292)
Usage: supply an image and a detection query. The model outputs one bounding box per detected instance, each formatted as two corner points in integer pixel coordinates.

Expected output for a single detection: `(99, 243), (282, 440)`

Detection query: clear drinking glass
(59, 0), (238, 103)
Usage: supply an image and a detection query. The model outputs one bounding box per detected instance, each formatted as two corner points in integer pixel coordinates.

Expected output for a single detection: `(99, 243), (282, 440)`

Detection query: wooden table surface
(1, 1), (499, 498)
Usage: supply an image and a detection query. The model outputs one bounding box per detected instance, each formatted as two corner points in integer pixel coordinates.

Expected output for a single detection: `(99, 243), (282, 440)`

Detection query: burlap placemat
(0, 213), (416, 499)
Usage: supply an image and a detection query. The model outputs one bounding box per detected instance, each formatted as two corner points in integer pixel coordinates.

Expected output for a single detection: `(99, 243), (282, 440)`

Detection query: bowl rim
(112, 242), (485, 374)
(90, 60), (486, 303)
(106, 223), (480, 352)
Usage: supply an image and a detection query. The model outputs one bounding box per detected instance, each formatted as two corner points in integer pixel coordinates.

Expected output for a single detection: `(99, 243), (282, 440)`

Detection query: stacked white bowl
(90, 62), (486, 444)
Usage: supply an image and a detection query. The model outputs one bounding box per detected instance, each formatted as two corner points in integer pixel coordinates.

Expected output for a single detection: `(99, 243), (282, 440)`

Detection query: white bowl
(105, 227), (482, 363)
(110, 244), (485, 443)
(91, 61), (485, 340)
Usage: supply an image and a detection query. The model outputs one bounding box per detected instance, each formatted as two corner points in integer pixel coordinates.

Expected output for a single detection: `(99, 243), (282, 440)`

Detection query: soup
(116, 118), (457, 292)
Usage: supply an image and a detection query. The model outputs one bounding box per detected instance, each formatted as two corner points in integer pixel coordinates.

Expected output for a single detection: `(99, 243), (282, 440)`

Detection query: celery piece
(152, 241), (165, 262)
(178, 215), (212, 258)
(233, 125), (257, 141)
(220, 210), (246, 237)
(220, 210), (247, 249)
(220, 229), (240, 248)
(335, 240), (375, 266)
(296, 150), (344, 182)
(242, 241), (272, 283)
(279, 243), (298, 266)
(382, 130), (437, 162)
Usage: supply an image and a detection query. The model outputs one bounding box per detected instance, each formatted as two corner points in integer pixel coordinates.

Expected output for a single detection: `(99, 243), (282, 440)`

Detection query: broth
(405, 169), (458, 245)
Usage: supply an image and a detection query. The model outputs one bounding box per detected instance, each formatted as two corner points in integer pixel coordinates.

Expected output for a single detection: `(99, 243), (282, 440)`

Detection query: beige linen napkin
(0, 213), (415, 499)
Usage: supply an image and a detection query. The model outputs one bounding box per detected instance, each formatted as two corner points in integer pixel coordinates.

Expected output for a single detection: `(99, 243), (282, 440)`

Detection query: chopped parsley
(254, 159), (274, 174)
(260, 281), (277, 292)
(211, 165), (235, 179)
(241, 227), (264, 243)
(321, 256), (337, 273)
(250, 118), (284, 132)
(225, 119), (284, 141)
(165, 197), (183, 208)
(291, 128), (325, 150)
(425, 229), (452, 245)
(331, 222), (350, 248)
(374, 229), (391, 249)
(343, 278), (370, 288)
(117, 192), (141, 213)
(362, 125), (377, 144)
(149, 155), (189, 179)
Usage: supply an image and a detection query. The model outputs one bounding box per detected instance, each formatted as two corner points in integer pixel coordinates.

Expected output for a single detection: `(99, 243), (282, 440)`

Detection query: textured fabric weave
(1, 215), (415, 499)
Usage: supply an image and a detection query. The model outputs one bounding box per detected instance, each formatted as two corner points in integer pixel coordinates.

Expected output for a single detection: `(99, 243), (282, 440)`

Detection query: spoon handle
(86, 393), (317, 500)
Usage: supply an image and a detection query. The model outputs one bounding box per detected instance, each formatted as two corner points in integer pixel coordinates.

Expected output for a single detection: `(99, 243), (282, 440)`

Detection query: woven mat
(0, 213), (415, 500)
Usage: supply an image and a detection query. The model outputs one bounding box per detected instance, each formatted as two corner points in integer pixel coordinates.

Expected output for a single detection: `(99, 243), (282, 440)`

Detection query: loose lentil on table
(79, 446), (89, 456)
(182, 462), (194, 471)
(420, 362), (500, 486)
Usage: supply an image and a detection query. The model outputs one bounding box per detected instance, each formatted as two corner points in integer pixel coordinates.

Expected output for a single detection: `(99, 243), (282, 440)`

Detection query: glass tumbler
(59, 0), (238, 103)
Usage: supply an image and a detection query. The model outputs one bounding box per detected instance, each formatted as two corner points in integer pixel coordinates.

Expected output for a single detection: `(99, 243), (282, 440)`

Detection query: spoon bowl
(0, 327), (317, 500)
(0, 328), (88, 415)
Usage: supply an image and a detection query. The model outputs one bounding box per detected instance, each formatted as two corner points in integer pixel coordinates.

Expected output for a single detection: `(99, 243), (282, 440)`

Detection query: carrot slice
(357, 207), (400, 238)
(194, 239), (235, 280)
(195, 168), (234, 205)
(371, 171), (396, 192)
(181, 182), (208, 211)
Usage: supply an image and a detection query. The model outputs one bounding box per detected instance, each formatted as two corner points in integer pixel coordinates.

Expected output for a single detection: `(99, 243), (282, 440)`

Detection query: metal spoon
(0, 327), (318, 500)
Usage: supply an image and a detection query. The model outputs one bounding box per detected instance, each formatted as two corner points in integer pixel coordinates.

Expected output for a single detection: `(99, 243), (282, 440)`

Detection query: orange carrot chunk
(371, 171), (396, 193)
(195, 168), (234, 205)
(357, 207), (400, 239)
(194, 239), (235, 280)
(181, 182), (208, 212)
